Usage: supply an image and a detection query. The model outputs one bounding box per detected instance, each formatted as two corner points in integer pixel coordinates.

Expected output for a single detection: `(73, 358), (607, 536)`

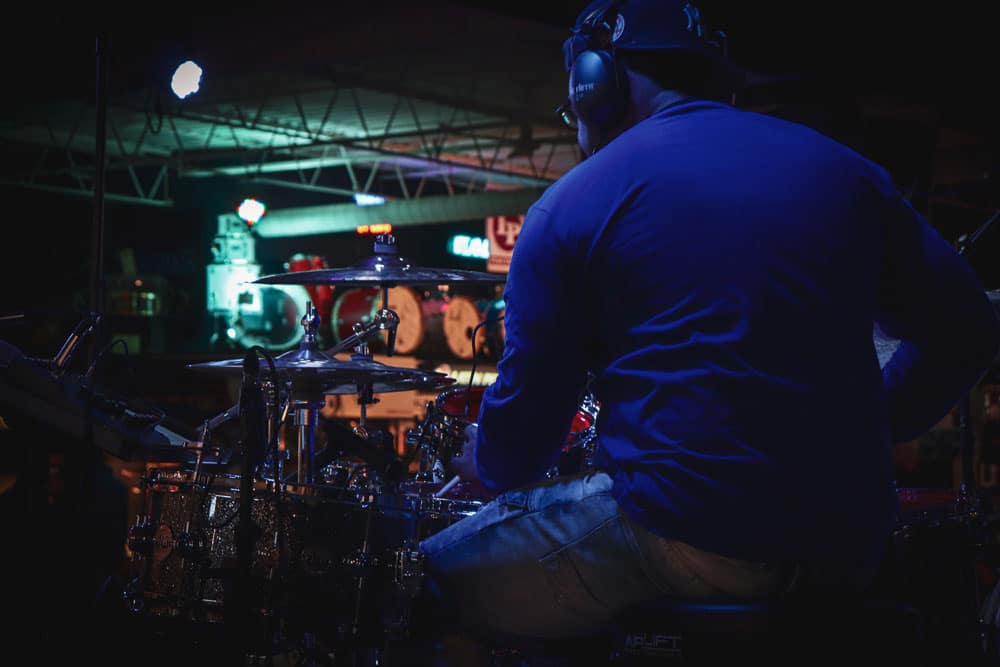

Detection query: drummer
(415, 0), (1000, 661)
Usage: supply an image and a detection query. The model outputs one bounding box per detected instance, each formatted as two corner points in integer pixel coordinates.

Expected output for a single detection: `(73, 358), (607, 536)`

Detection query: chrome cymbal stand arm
(260, 378), (287, 482)
(293, 399), (321, 485)
(326, 306), (400, 357)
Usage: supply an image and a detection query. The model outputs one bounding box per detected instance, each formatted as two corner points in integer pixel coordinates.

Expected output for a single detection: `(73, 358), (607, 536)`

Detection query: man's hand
(448, 422), (480, 482)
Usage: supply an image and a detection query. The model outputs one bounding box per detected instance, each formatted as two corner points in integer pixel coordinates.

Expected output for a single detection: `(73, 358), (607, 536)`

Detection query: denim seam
(540, 510), (622, 613)
(617, 507), (661, 594)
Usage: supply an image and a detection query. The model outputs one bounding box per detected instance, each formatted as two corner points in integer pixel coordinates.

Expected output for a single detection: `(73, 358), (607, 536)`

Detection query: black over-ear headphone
(564, 0), (629, 130)
(564, 1), (730, 132)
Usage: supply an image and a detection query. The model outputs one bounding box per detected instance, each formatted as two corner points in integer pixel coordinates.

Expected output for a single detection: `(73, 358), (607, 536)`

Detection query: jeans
(418, 470), (795, 640)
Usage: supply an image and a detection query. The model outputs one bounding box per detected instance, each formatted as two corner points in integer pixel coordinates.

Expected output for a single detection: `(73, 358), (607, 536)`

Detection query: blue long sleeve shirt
(474, 99), (1000, 565)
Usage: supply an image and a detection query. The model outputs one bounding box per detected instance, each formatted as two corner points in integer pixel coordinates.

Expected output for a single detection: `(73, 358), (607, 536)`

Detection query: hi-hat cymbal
(323, 374), (455, 395)
(254, 253), (507, 287)
(188, 348), (454, 393)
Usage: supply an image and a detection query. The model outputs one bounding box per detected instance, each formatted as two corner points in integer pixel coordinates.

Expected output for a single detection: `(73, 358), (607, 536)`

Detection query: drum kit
(119, 240), (999, 664)
(123, 233), (600, 663)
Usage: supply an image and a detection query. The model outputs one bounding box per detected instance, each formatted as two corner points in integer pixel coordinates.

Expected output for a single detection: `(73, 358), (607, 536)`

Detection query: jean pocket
(538, 517), (620, 624)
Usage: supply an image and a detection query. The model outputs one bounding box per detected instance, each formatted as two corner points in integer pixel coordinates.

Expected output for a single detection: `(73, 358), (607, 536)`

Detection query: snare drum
(396, 479), (487, 541)
(436, 385), (597, 437)
(415, 385), (601, 475)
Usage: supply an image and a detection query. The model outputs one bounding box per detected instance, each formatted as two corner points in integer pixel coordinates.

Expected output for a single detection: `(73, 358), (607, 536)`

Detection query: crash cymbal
(254, 234), (506, 287)
(188, 348), (452, 390)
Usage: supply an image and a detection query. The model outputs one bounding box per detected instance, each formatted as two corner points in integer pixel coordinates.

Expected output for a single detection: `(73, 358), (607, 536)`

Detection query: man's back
(519, 98), (998, 568)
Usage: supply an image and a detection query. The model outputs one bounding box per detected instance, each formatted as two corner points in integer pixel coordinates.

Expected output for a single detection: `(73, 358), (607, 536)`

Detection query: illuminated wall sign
(449, 234), (490, 259)
(354, 193), (386, 206)
(486, 215), (524, 273)
(356, 223), (394, 235)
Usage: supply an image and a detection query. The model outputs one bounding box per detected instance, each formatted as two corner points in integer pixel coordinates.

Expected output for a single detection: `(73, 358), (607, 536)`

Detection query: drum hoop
(434, 383), (484, 412)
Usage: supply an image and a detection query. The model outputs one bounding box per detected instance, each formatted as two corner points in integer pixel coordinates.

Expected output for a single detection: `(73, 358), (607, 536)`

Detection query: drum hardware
(405, 400), (458, 483)
(286, 252), (335, 331)
(188, 305), (453, 395)
(328, 289), (402, 357)
(392, 547), (425, 597)
(189, 302), (452, 486)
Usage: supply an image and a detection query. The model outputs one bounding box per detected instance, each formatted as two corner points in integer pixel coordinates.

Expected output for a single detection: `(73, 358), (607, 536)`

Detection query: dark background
(0, 0), (995, 406)
(0, 0), (997, 405)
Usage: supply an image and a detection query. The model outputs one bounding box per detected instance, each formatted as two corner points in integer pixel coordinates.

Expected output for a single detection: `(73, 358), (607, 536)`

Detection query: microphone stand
(230, 350), (266, 658)
(78, 32), (109, 633)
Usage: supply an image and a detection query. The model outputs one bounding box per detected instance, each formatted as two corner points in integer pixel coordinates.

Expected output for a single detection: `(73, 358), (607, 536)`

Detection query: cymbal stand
(325, 295), (400, 357)
(338, 292), (399, 436)
(290, 397), (322, 485)
(193, 402), (240, 479)
(260, 378), (289, 483)
(290, 304), (324, 485)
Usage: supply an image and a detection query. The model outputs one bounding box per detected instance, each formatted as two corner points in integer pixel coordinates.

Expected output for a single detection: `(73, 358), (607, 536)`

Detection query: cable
(83, 337), (126, 383)
(246, 345), (289, 591)
(462, 314), (504, 420)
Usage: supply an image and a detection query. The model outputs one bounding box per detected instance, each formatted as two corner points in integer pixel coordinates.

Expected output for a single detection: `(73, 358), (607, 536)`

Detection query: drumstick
(434, 475), (461, 497)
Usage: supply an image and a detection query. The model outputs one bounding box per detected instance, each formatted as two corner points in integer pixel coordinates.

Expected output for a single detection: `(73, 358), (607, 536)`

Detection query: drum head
(234, 284), (311, 350)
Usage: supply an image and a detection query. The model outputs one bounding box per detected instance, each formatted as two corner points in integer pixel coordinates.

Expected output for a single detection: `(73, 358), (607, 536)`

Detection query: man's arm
(472, 205), (591, 492)
(877, 185), (1000, 444)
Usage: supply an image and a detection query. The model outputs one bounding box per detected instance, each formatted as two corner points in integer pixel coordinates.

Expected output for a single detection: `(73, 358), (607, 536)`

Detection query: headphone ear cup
(569, 49), (627, 129)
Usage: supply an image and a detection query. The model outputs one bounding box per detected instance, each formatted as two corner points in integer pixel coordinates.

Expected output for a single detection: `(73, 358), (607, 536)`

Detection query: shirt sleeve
(474, 204), (592, 492)
(876, 178), (1000, 443)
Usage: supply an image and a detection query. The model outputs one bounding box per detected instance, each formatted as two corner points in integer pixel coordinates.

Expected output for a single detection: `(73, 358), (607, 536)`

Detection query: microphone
(51, 312), (101, 375)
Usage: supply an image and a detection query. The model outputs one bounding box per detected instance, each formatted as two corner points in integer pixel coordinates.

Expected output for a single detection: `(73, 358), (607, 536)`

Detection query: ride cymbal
(254, 234), (507, 287)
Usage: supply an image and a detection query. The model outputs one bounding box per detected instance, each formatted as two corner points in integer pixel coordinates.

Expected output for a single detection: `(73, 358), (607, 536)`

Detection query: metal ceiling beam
(0, 179), (173, 207)
(321, 66), (563, 129)
(253, 188), (545, 238)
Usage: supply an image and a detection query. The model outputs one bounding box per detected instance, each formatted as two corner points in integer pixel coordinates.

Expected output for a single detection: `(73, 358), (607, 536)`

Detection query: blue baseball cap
(563, 0), (729, 72)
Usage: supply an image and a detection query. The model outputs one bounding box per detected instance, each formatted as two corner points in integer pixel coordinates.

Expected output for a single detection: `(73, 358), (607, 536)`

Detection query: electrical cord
(462, 314), (504, 420)
(84, 338), (128, 383)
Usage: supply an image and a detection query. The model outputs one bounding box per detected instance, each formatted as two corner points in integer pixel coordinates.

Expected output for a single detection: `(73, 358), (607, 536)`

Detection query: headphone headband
(563, 0), (626, 72)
